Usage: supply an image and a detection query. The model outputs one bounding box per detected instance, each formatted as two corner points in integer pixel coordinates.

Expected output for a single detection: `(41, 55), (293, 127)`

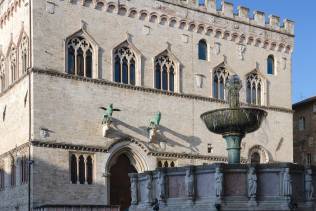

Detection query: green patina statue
(148, 112), (161, 130)
(99, 104), (121, 124)
(147, 112), (161, 141)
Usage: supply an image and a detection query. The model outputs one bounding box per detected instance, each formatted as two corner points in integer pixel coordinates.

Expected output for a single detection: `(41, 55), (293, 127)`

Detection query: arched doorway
(251, 152), (261, 164)
(110, 154), (137, 211)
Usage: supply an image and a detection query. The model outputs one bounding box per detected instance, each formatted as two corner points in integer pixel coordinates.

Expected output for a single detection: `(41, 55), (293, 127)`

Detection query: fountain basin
(201, 108), (267, 136)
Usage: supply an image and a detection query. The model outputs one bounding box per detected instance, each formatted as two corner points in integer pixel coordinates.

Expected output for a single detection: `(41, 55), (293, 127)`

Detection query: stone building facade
(0, 0), (294, 210)
(293, 97), (316, 166)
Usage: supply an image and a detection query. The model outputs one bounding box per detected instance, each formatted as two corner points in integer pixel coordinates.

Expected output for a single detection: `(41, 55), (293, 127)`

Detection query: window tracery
(114, 45), (136, 85)
(67, 36), (93, 78)
(0, 56), (5, 92)
(246, 72), (263, 105)
(19, 34), (29, 74)
(154, 52), (177, 92)
(213, 67), (229, 100)
(9, 44), (17, 83)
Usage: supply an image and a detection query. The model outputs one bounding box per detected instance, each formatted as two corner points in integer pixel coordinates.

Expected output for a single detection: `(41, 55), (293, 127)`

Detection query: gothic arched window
(154, 53), (176, 92)
(20, 155), (28, 184)
(213, 67), (229, 100)
(70, 153), (94, 185)
(70, 154), (77, 184)
(113, 45), (136, 85)
(198, 39), (207, 60)
(78, 155), (85, 184)
(19, 34), (29, 74)
(267, 55), (275, 75)
(246, 73), (263, 105)
(0, 56), (5, 92)
(10, 159), (16, 187)
(9, 45), (17, 83)
(86, 156), (93, 185)
(67, 36), (93, 78)
(0, 167), (4, 190)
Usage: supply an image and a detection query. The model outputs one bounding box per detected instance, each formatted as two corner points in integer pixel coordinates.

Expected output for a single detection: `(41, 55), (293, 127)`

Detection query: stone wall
(129, 163), (315, 211)
(32, 145), (108, 208)
(0, 75), (29, 154)
(32, 70), (293, 163)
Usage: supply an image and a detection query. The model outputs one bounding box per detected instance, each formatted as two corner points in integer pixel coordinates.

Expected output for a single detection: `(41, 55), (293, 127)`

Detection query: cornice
(31, 140), (108, 153)
(30, 139), (245, 163)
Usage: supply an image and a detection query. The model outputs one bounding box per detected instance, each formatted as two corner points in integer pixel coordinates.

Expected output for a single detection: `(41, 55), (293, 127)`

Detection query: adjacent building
(0, 0), (294, 210)
(293, 97), (316, 166)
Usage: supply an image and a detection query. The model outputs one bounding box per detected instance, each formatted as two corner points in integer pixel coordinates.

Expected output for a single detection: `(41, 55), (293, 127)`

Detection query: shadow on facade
(111, 118), (202, 153)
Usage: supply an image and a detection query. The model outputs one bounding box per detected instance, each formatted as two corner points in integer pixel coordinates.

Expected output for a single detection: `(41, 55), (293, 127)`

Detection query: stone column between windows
(83, 52), (87, 78)
(127, 60), (130, 84)
(120, 59), (123, 83)
(160, 66), (163, 89)
(167, 66), (170, 91)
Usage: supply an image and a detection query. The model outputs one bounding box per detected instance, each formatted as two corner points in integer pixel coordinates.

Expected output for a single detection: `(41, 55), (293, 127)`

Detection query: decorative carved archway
(248, 145), (270, 164)
(105, 138), (150, 210)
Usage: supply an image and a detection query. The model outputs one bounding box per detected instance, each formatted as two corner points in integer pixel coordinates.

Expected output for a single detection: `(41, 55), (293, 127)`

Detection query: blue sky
(201, 0), (316, 103)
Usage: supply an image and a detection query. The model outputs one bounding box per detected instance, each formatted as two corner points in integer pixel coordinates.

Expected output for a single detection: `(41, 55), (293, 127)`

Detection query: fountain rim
(200, 107), (268, 119)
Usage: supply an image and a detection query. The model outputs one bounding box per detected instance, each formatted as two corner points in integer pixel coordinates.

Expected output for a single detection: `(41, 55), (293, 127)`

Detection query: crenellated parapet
(159, 0), (294, 35)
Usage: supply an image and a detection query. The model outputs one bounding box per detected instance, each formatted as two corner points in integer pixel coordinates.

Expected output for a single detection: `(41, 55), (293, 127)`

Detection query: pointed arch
(111, 40), (142, 86)
(154, 49), (180, 93)
(6, 42), (17, 84)
(211, 61), (231, 100)
(0, 54), (5, 92)
(248, 145), (270, 164)
(246, 69), (265, 106)
(105, 138), (150, 174)
(17, 30), (29, 75)
(65, 28), (99, 79)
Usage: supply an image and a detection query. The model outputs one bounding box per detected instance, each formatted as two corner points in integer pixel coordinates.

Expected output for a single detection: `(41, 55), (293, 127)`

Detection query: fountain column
(223, 133), (244, 164)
